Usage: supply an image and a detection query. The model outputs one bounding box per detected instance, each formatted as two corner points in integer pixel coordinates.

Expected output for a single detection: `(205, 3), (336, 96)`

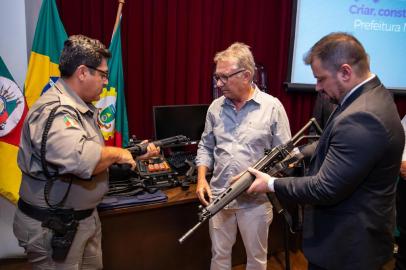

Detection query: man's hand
(400, 161), (406, 179)
(94, 146), (137, 175)
(196, 177), (212, 206)
(137, 140), (160, 160)
(246, 167), (276, 194)
(116, 148), (137, 170)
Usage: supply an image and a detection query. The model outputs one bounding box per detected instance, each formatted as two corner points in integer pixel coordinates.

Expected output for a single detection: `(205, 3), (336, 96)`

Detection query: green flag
(24, 0), (67, 108)
(0, 57), (13, 81)
(94, 19), (129, 147)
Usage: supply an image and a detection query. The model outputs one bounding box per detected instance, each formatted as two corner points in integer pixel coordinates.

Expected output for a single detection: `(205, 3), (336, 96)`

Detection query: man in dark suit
(245, 32), (405, 270)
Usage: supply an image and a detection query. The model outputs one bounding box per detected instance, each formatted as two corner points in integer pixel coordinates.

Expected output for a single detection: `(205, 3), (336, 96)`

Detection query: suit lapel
(340, 76), (382, 111)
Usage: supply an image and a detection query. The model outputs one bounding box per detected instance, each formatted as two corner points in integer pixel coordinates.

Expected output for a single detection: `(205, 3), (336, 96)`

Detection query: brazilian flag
(24, 0), (67, 108)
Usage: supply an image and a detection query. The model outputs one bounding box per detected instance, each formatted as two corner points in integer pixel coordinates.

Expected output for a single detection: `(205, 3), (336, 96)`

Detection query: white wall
(0, 0), (28, 88)
(0, 0), (42, 88)
(25, 0), (42, 59)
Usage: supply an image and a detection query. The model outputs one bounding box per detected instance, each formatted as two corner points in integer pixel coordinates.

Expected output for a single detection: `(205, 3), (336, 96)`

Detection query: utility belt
(18, 199), (94, 222)
(18, 199), (94, 261)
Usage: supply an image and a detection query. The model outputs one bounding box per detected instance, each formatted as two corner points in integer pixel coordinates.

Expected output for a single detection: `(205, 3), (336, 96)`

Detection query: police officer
(13, 35), (158, 269)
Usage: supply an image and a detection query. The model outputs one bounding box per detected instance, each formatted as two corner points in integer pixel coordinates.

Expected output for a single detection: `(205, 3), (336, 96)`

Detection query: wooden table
(99, 184), (301, 270)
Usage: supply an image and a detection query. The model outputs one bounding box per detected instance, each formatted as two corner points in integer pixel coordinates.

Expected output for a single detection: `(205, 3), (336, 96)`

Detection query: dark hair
(304, 32), (369, 77)
(59, 35), (111, 77)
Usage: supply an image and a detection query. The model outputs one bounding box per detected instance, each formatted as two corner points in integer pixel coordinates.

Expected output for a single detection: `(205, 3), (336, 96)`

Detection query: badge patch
(63, 114), (78, 128)
(0, 76), (25, 137)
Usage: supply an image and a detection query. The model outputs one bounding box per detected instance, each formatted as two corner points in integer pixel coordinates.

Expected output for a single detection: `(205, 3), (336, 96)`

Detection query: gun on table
(127, 135), (189, 156)
(112, 135), (190, 172)
(178, 118), (322, 244)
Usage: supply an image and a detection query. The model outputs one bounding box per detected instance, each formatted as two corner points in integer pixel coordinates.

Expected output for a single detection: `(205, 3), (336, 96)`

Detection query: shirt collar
(223, 84), (262, 107)
(250, 84), (263, 105)
(56, 79), (95, 115)
(340, 74), (376, 106)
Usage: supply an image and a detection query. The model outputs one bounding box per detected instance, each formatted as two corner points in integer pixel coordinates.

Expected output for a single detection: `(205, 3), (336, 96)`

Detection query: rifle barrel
(178, 221), (204, 244)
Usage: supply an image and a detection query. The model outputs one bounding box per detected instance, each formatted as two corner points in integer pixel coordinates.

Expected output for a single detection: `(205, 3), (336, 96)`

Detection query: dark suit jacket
(275, 76), (405, 270)
(312, 92), (337, 130)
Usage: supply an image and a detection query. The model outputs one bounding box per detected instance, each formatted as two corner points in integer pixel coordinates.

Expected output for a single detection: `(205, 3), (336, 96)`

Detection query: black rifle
(178, 118), (322, 244)
(127, 135), (189, 156)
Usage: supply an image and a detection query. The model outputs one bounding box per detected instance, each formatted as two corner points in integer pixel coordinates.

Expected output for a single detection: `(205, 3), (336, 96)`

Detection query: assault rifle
(178, 118), (322, 244)
(127, 135), (189, 156)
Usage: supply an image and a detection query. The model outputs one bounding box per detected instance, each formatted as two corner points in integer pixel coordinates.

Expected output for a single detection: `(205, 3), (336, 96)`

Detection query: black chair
(212, 63), (269, 99)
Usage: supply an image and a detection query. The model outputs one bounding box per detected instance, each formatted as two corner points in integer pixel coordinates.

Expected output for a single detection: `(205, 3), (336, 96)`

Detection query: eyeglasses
(213, 69), (246, 84)
(85, 65), (109, 80)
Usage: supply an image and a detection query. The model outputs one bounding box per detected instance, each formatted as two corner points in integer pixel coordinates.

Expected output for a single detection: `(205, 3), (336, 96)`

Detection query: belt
(18, 199), (94, 222)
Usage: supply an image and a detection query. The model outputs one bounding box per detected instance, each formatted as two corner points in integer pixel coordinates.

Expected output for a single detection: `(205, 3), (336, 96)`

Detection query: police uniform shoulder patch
(63, 114), (79, 128)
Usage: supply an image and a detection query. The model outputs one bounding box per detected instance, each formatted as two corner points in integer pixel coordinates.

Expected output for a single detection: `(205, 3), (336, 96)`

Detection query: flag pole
(113, 0), (125, 36)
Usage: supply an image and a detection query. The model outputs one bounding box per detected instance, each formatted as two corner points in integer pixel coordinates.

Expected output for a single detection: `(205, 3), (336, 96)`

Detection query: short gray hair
(214, 42), (255, 80)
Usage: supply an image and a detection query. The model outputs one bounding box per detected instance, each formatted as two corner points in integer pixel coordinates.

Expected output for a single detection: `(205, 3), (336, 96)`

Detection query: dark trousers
(396, 178), (406, 270)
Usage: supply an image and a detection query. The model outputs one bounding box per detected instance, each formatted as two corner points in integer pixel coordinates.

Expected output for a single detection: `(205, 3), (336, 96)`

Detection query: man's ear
(76, 65), (88, 82)
(243, 70), (253, 83)
(338, 64), (352, 81)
